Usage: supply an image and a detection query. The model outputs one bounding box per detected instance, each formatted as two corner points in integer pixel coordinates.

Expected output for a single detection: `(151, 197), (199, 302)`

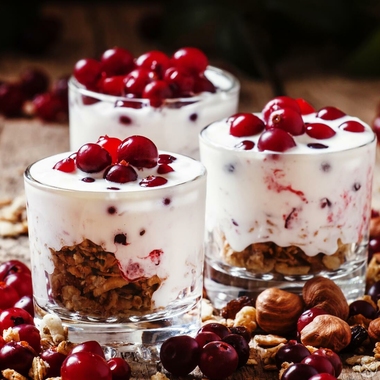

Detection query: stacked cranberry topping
(73, 46), (216, 107)
(53, 135), (176, 187)
(228, 96), (370, 152)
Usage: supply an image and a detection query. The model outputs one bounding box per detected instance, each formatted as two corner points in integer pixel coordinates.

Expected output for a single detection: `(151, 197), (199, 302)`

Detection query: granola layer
(221, 235), (349, 276)
(50, 239), (161, 318)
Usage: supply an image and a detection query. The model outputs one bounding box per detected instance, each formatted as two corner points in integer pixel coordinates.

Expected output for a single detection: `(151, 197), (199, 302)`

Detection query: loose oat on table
(1, 369), (27, 380)
(0, 195), (28, 238)
(50, 239), (161, 319)
(29, 357), (49, 380)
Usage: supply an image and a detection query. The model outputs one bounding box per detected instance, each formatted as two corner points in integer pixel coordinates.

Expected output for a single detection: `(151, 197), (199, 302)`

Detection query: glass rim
(68, 65), (240, 104)
(24, 153), (207, 195)
(199, 123), (377, 156)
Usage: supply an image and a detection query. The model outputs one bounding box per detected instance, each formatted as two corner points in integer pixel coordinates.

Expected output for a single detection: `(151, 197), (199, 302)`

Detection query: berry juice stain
(163, 198), (171, 205)
(114, 233), (127, 245)
(147, 249), (163, 265)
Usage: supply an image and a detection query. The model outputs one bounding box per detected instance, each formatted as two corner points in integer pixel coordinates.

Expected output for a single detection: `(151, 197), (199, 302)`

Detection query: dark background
(1, 0), (380, 92)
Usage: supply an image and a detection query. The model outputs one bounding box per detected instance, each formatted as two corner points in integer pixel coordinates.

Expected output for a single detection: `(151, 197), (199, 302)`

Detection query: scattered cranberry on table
(0, 67), (69, 122)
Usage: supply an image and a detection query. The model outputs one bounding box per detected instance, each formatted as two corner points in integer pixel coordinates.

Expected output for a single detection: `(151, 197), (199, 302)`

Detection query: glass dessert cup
(200, 120), (377, 310)
(24, 151), (206, 361)
(68, 66), (240, 160)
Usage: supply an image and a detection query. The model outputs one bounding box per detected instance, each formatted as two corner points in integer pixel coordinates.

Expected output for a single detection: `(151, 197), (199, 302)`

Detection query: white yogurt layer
(69, 66), (239, 160)
(200, 112), (377, 257)
(25, 152), (206, 311)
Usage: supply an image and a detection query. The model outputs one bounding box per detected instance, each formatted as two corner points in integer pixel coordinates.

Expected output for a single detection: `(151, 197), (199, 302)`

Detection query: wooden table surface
(1, 2), (380, 379)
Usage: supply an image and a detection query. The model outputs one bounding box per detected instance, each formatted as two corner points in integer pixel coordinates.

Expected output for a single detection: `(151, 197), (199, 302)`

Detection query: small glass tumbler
(24, 150), (206, 361)
(200, 113), (377, 309)
(69, 66), (240, 159)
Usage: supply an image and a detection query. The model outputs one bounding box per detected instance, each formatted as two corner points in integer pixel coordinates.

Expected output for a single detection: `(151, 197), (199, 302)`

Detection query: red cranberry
(297, 307), (328, 333)
(193, 74), (216, 93)
(73, 58), (102, 88)
(301, 354), (335, 376)
(338, 120), (366, 132)
(53, 157), (76, 173)
(316, 106), (346, 120)
(13, 296), (34, 317)
(104, 162), (138, 183)
(40, 348), (67, 377)
(163, 67), (194, 97)
(0, 341), (37, 377)
(96, 135), (122, 164)
(76, 143), (112, 173)
(257, 128), (296, 152)
(235, 140), (255, 150)
(70, 340), (105, 359)
(98, 75), (127, 96)
(19, 67), (50, 99)
(295, 98), (315, 114)
(0, 307), (34, 330)
(305, 123), (336, 139)
(267, 108), (304, 135)
(32, 93), (67, 122)
(313, 348), (342, 377)
(0, 260), (31, 281)
(107, 357), (131, 380)
(349, 299), (377, 319)
(195, 331), (221, 348)
(0, 282), (19, 310)
(5, 271), (32, 298)
(197, 322), (231, 339)
(100, 47), (134, 77)
(0, 83), (25, 117)
(275, 340), (310, 369)
(139, 175), (167, 187)
(61, 352), (111, 380)
(117, 135), (158, 168)
(262, 96), (301, 122)
(142, 80), (173, 107)
(13, 324), (41, 354)
(281, 363), (318, 380)
(157, 164), (174, 174)
(222, 333), (250, 368)
(123, 68), (155, 97)
(199, 341), (238, 379)
(229, 113), (265, 137)
(159, 335), (200, 376)
(171, 47), (208, 75)
(135, 50), (170, 78)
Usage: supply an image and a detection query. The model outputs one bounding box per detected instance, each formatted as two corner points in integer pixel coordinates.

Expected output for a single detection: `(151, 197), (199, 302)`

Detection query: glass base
(204, 257), (367, 310)
(34, 297), (201, 363)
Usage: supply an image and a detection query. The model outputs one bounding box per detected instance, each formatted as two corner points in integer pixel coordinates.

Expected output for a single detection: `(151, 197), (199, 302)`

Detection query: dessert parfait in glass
(200, 96), (377, 309)
(24, 134), (206, 360)
(69, 46), (240, 159)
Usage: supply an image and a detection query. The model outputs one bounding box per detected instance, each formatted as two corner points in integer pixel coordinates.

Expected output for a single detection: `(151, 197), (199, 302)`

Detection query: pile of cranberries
(73, 46), (216, 107)
(160, 322), (250, 379)
(0, 259), (131, 380)
(54, 134), (176, 187)
(0, 67), (69, 122)
(228, 95), (367, 153)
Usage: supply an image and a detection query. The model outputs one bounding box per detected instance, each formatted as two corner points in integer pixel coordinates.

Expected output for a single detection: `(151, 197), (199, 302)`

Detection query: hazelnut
(255, 288), (303, 335)
(300, 314), (351, 352)
(368, 317), (380, 342)
(302, 276), (349, 320)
